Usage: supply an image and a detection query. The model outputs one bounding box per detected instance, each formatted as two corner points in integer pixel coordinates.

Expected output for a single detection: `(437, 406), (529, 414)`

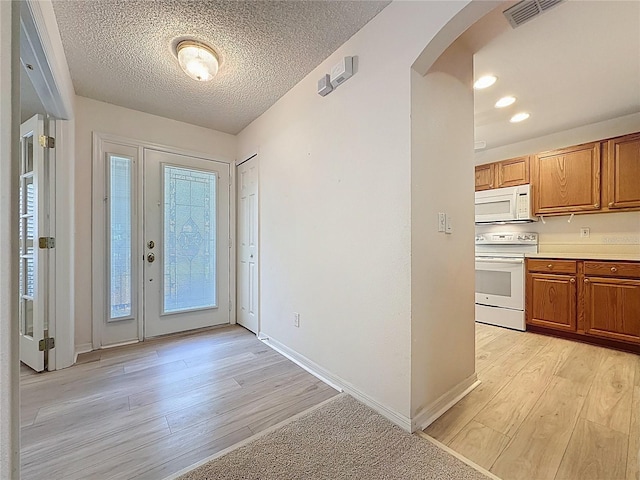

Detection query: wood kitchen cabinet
(604, 132), (640, 210)
(496, 156), (529, 188)
(532, 142), (601, 215)
(475, 163), (494, 191)
(526, 260), (577, 332)
(526, 258), (640, 351)
(583, 261), (640, 344)
(475, 156), (529, 191)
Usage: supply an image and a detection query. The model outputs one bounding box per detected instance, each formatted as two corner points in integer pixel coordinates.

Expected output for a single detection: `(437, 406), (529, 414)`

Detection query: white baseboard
(259, 332), (413, 432)
(73, 343), (93, 363)
(412, 373), (480, 431)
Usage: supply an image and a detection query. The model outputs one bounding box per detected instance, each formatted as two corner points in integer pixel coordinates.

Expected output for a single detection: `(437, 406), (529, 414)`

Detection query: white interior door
(19, 115), (46, 371)
(236, 156), (259, 333)
(143, 149), (230, 338)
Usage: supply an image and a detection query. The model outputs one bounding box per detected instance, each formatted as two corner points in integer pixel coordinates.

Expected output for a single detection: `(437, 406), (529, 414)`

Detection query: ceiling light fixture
(495, 96), (516, 108)
(176, 40), (218, 82)
(473, 75), (497, 90)
(510, 112), (530, 123)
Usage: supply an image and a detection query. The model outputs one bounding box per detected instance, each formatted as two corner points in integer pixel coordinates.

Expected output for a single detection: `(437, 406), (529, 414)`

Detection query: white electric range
(475, 232), (538, 331)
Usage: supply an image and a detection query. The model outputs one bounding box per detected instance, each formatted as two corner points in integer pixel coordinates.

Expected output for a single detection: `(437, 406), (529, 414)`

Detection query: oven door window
(475, 260), (524, 310)
(476, 269), (511, 297)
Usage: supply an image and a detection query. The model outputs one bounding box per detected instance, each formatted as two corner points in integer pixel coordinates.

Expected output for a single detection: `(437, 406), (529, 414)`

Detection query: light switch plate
(445, 214), (453, 234)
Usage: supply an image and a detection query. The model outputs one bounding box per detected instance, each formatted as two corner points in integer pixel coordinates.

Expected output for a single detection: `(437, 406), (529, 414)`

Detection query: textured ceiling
(52, 0), (390, 135)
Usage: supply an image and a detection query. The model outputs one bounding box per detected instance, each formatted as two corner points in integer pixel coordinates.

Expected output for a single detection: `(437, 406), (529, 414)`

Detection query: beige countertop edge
(526, 252), (640, 261)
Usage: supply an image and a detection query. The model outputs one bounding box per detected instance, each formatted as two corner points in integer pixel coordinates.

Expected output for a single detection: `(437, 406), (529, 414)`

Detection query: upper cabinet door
(475, 163), (494, 191)
(496, 156), (530, 188)
(606, 133), (640, 210)
(533, 142), (601, 215)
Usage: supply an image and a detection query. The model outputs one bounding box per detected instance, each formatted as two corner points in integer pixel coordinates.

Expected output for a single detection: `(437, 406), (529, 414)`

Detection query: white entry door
(236, 156), (259, 333)
(143, 149), (230, 338)
(19, 115), (47, 371)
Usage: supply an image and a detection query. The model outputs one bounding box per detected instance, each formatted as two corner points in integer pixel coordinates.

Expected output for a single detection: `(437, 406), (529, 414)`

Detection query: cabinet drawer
(527, 259), (577, 274)
(584, 261), (640, 278)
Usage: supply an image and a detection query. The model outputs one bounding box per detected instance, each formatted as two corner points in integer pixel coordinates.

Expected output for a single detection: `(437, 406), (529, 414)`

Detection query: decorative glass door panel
(163, 166), (217, 313)
(144, 149), (229, 338)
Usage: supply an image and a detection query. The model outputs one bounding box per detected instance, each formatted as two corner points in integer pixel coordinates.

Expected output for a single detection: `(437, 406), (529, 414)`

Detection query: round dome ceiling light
(473, 75), (497, 90)
(510, 112), (530, 123)
(176, 40), (219, 82)
(495, 96), (516, 108)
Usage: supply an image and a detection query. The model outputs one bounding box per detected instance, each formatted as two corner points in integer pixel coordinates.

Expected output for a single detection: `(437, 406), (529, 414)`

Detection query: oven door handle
(475, 258), (524, 265)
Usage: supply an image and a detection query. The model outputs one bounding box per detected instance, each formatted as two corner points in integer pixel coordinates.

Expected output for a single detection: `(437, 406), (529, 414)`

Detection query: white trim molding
(0, 1), (21, 475)
(73, 343), (93, 363)
(20, 0), (76, 370)
(259, 333), (414, 432)
(411, 373), (480, 432)
(92, 131), (236, 350)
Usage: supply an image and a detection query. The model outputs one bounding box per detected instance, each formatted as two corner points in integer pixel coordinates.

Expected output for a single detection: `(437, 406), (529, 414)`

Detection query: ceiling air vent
(503, 0), (565, 28)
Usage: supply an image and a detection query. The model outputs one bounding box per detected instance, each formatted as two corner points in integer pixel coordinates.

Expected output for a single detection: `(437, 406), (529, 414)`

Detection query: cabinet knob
(611, 267), (618, 273)
(608, 202), (614, 208)
(570, 278), (576, 284)
(594, 203), (600, 208)
(547, 264), (553, 269)
(584, 278), (590, 284)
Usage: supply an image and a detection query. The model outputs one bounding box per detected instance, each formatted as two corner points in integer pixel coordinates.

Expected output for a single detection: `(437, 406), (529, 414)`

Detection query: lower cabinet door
(584, 276), (640, 344)
(527, 273), (577, 331)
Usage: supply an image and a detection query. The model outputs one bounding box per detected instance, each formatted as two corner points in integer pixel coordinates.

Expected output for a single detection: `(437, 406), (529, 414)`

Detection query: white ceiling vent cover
(503, 0), (565, 28)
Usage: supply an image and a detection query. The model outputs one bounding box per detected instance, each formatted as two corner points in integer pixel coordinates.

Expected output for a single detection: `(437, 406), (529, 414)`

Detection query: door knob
(570, 278), (575, 283)
(147, 253), (155, 263)
(147, 240), (155, 249)
(611, 267), (617, 273)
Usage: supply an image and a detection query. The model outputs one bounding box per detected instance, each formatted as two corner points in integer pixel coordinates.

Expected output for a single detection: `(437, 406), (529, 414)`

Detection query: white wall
(410, 45), (476, 425)
(74, 96), (236, 347)
(236, 1), (476, 423)
(477, 211), (640, 255)
(475, 112), (640, 165)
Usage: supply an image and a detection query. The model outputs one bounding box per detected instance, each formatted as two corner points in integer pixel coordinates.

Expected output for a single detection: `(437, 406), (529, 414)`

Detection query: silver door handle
(147, 253), (155, 263)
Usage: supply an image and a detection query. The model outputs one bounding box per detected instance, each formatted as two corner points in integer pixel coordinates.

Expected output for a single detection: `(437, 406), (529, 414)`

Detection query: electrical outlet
(293, 312), (300, 328)
(438, 213), (446, 232)
(580, 227), (590, 238)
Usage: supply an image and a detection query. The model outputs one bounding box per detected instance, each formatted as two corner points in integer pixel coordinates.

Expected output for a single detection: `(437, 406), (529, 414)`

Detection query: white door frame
(20, 0), (76, 370)
(92, 132), (236, 349)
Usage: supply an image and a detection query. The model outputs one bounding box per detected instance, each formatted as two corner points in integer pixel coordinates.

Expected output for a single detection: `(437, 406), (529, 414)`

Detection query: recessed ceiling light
(176, 40), (219, 82)
(473, 75), (497, 90)
(510, 112), (530, 123)
(495, 96), (516, 108)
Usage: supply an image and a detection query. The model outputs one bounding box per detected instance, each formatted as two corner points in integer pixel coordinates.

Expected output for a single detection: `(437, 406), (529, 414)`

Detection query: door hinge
(229, 238), (232, 248)
(38, 135), (55, 149)
(39, 337), (55, 351)
(39, 237), (56, 249)
(229, 301), (232, 312)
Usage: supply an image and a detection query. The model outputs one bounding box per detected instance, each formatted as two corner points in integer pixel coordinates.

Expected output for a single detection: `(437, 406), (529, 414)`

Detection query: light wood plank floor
(426, 322), (640, 480)
(20, 325), (338, 480)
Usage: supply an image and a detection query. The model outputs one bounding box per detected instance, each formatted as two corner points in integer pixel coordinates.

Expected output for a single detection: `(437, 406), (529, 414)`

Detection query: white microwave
(475, 184), (536, 224)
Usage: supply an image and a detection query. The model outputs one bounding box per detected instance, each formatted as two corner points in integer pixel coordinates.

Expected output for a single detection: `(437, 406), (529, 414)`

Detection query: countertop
(526, 252), (640, 262)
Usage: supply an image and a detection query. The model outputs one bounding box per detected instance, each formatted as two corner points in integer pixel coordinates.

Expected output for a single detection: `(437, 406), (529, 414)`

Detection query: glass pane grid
(109, 156), (133, 320)
(163, 166), (217, 313)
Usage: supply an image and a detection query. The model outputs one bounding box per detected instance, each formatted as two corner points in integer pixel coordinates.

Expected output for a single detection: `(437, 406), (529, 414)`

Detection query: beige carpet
(176, 394), (490, 480)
